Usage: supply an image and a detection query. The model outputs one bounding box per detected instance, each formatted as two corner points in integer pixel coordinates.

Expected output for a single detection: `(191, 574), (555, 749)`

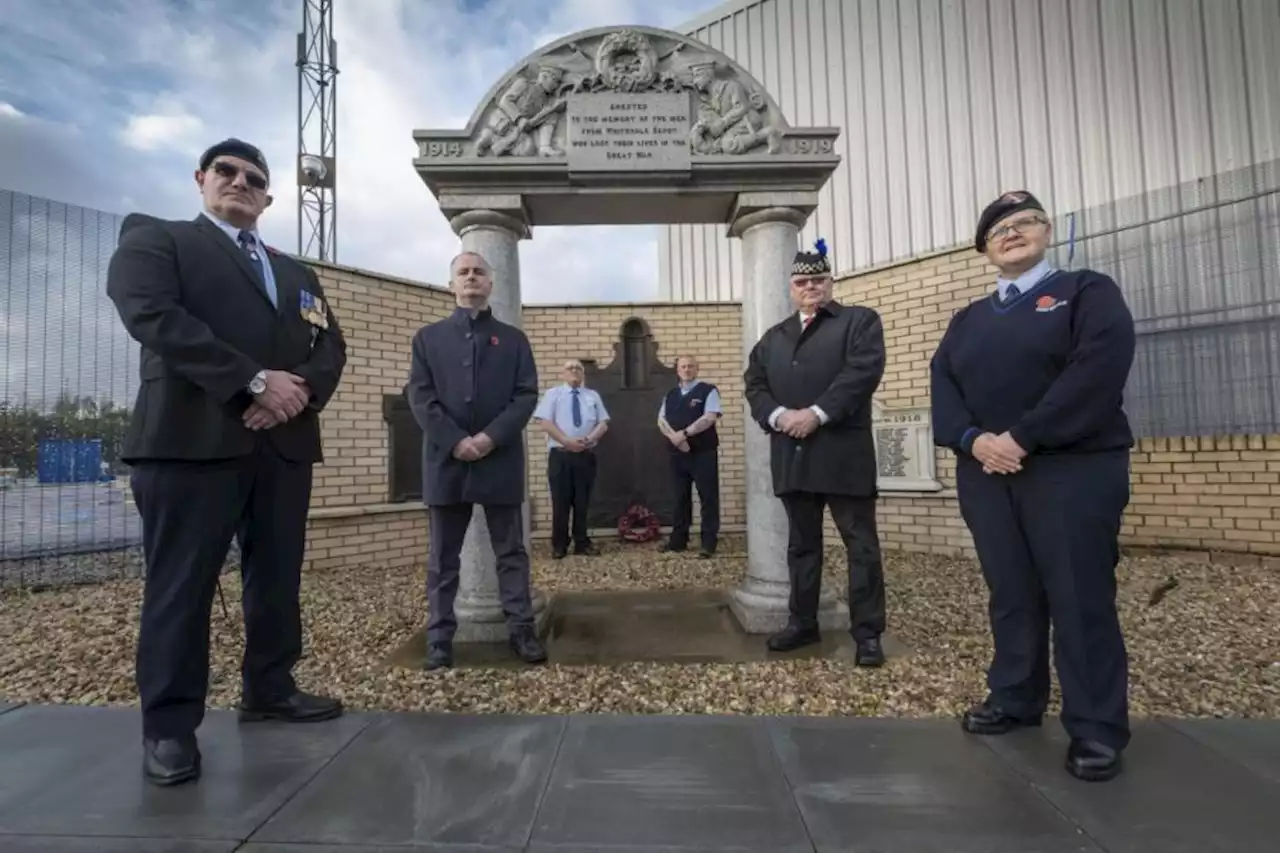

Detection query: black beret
(199, 138), (269, 180)
(974, 190), (1045, 252)
(792, 237), (831, 276)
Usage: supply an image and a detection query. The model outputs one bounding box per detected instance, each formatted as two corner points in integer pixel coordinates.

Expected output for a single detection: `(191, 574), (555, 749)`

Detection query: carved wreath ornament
(596, 30), (659, 92)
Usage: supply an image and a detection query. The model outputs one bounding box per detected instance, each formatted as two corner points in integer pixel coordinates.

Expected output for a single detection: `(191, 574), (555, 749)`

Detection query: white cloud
(0, 102), (22, 118)
(119, 109), (205, 153)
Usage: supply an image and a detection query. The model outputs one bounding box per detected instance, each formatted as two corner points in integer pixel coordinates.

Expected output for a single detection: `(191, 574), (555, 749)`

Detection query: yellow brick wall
(835, 245), (1280, 561)
(301, 261), (454, 568)
(522, 302), (746, 532)
(298, 254), (1280, 569)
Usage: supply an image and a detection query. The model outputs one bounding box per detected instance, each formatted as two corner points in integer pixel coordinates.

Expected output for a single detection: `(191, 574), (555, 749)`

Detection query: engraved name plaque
(566, 92), (692, 171)
(872, 405), (942, 492)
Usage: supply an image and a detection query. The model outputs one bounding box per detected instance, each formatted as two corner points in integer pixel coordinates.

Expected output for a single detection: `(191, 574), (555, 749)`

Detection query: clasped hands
(244, 370), (311, 431)
(451, 432), (496, 462)
(972, 431), (1027, 475)
(776, 408), (821, 439)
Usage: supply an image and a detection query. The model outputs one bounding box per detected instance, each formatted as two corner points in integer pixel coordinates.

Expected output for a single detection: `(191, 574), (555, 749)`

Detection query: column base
(727, 577), (850, 635)
(453, 588), (551, 643)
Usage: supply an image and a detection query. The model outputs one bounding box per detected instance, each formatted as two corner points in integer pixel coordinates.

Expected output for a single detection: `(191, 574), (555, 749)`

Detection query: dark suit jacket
(105, 212), (346, 465)
(406, 307), (538, 506)
(744, 300), (886, 497)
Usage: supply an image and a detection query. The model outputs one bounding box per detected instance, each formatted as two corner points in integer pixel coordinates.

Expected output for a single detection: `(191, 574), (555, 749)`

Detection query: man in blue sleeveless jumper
(657, 355), (721, 557)
(744, 240), (888, 667)
(929, 190), (1137, 782)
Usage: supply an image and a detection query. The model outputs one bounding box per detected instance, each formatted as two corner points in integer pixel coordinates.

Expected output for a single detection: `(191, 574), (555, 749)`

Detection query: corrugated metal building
(659, 0), (1280, 302)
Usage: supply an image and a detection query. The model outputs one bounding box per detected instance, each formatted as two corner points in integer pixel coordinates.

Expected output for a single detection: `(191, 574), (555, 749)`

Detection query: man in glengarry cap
(743, 238), (888, 666)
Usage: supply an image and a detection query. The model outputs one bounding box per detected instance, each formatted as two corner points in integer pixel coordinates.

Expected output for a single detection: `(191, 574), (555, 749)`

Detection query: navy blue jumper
(930, 264), (1136, 751)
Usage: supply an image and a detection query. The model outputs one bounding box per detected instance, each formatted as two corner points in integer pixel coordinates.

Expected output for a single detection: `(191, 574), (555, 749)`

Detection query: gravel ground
(1, 536), (1277, 718)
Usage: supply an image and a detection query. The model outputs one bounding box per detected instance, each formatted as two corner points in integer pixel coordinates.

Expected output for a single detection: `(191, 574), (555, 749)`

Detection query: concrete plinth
(449, 208), (548, 642)
(726, 201), (849, 634)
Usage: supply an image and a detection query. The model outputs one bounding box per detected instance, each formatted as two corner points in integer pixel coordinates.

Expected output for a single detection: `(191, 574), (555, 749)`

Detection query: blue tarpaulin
(36, 439), (104, 484)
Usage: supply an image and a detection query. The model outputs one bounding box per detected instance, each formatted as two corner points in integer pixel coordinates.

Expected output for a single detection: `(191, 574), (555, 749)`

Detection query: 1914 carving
(469, 28), (786, 159)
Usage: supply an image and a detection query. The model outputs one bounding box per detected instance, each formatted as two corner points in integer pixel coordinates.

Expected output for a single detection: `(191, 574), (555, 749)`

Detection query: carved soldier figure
(688, 60), (781, 155)
(477, 63), (565, 157)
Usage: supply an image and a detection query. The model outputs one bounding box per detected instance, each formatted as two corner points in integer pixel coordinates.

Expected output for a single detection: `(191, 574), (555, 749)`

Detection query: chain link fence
(1, 188), (146, 589)
(1047, 159), (1280, 438)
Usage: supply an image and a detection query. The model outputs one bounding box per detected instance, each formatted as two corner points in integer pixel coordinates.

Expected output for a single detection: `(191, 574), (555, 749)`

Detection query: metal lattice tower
(296, 0), (338, 261)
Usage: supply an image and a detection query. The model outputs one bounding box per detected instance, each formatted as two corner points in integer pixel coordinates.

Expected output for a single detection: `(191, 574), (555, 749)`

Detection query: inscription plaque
(872, 405), (942, 492)
(567, 92), (692, 171)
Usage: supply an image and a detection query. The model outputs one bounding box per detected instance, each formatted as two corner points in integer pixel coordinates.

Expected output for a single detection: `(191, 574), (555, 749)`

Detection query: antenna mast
(296, 0), (337, 261)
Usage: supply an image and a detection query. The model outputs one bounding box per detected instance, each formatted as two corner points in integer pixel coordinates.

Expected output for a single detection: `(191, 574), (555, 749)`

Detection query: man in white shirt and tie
(532, 359), (610, 558)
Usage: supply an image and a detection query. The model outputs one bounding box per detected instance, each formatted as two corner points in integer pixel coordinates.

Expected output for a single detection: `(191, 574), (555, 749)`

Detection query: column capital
(726, 191), (819, 238)
(439, 193), (531, 239)
(449, 208), (531, 240)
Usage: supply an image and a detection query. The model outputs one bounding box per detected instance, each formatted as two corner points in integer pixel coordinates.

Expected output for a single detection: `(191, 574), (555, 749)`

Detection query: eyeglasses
(211, 160), (268, 191)
(988, 215), (1046, 242)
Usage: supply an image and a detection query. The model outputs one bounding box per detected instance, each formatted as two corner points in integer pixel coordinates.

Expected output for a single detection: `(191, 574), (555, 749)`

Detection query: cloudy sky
(0, 0), (712, 407)
(0, 0), (705, 301)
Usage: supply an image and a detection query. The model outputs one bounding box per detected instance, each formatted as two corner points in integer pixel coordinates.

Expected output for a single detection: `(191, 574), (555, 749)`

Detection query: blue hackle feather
(814, 238), (827, 257)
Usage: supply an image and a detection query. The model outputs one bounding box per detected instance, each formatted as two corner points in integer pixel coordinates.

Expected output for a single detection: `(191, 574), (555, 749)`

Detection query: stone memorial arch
(411, 25), (846, 641)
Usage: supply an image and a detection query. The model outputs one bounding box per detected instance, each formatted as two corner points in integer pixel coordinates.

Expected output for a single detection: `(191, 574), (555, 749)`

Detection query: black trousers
(780, 492), (886, 641)
(131, 439), (311, 740)
(425, 502), (536, 645)
(956, 450), (1131, 750)
(667, 448), (720, 551)
(548, 448), (596, 554)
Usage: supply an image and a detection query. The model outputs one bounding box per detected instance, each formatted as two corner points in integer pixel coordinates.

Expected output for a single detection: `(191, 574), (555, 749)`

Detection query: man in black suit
(743, 239), (888, 666)
(406, 250), (546, 671)
(106, 138), (347, 787)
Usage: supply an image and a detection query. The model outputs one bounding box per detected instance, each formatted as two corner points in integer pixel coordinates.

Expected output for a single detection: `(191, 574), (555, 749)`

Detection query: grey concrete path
(0, 700), (1276, 851)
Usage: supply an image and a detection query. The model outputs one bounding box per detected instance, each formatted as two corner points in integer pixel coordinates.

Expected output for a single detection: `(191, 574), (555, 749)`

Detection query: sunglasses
(211, 160), (268, 191)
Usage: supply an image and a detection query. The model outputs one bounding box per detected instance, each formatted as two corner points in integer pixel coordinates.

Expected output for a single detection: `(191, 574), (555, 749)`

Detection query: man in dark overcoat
(406, 250), (546, 671)
(743, 239), (888, 666)
(105, 138), (347, 787)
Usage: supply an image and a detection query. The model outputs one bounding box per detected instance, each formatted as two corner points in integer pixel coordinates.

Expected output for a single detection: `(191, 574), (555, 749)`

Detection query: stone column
(447, 207), (548, 643)
(726, 201), (850, 634)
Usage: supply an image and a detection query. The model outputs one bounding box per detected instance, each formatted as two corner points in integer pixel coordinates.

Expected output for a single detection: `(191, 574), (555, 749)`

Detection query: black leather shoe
(698, 548), (715, 559)
(143, 737), (200, 786)
(510, 629), (548, 664)
(574, 543), (600, 556)
(551, 550), (567, 560)
(1066, 738), (1122, 781)
(659, 541), (686, 553)
(425, 642), (453, 671)
(767, 625), (821, 652)
(855, 637), (885, 667)
(239, 691), (343, 723)
(960, 701), (1043, 735)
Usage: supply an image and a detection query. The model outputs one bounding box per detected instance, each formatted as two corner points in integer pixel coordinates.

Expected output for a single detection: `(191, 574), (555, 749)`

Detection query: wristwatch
(248, 370), (267, 395)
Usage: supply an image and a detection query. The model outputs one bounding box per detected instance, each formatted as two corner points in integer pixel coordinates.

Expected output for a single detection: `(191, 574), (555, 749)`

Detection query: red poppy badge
(490, 335), (499, 346)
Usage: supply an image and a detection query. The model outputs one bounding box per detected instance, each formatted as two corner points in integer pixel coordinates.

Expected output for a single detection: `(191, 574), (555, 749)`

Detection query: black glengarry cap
(792, 238), (831, 276)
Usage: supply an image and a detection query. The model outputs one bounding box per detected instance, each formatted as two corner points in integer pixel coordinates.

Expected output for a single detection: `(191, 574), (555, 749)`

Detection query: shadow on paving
(386, 587), (911, 669)
(0, 703), (1277, 851)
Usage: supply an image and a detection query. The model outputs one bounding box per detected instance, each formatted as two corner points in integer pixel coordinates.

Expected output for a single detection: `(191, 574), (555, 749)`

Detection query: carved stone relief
(467, 28), (788, 160)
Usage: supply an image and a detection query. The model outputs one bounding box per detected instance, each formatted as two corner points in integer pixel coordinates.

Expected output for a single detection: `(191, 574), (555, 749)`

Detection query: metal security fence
(1, 188), (145, 587)
(1046, 160), (1280, 439)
